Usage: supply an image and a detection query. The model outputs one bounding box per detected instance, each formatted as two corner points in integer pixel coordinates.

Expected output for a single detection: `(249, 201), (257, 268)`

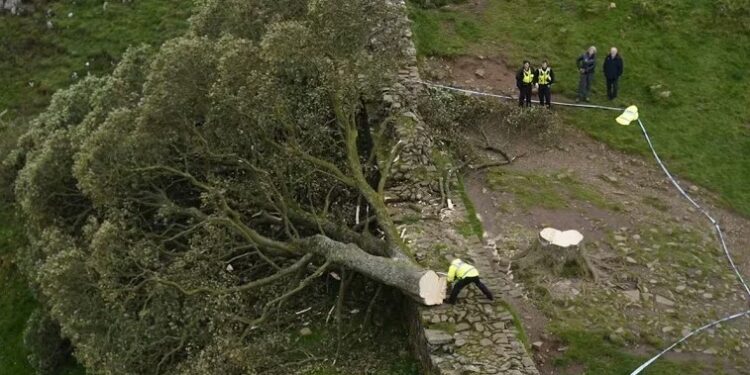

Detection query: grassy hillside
(409, 0), (750, 216)
(0, 1), (191, 373)
(0, 0), (192, 122)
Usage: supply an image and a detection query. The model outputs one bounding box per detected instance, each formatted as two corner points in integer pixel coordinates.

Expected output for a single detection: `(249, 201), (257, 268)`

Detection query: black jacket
(603, 54), (624, 80)
(516, 68), (534, 88)
(577, 52), (596, 74)
(534, 67), (555, 86)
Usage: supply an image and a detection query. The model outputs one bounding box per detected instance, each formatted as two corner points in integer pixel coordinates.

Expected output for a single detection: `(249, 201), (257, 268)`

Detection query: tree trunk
(515, 228), (593, 278)
(301, 235), (446, 305)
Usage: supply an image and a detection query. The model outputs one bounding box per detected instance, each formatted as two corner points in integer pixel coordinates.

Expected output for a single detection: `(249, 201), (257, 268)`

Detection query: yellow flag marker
(616, 105), (639, 126)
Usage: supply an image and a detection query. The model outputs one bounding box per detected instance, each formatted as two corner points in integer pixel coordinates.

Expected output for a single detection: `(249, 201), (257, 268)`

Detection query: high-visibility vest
(447, 259), (480, 282)
(538, 68), (552, 85)
(522, 69), (534, 84)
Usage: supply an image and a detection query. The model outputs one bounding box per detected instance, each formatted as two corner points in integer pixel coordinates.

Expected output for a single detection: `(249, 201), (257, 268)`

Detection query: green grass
(487, 168), (620, 211)
(498, 300), (530, 350)
(0, 206), (34, 374)
(455, 174), (484, 240)
(409, 0), (750, 217)
(552, 326), (705, 375)
(0, 0), (191, 122)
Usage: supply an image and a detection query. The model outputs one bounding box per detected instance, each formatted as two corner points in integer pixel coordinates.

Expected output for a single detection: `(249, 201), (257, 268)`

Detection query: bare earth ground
(429, 55), (750, 374)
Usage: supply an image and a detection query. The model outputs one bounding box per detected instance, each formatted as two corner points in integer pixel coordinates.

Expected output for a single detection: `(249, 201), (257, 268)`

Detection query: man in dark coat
(535, 60), (555, 108)
(516, 60), (534, 107)
(576, 46), (597, 102)
(603, 47), (624, 100)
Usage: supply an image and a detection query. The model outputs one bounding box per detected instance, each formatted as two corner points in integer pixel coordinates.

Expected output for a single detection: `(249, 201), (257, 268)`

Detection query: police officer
(535, 60), (555, 108)
(446, 258), (494, 304)
(516, 60), (534, 107)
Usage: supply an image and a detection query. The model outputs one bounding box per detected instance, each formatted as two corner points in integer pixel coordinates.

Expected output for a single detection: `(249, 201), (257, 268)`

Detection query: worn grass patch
(408, 0), (750, 217)
(551, 325), (704, 375)
(487, 169), (618, 211)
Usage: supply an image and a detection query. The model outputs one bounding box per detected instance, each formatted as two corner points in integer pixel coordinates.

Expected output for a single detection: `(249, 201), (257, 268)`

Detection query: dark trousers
(578, 73), (593, 100)
(606, 78), (619, 99)
(538, 85), (551, 107)
(518, 84), (532, 107)
(448, 276), (493, 304)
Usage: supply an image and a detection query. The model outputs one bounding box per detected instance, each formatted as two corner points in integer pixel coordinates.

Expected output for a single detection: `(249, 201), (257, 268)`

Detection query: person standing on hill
(516, 60), (534, 107)
(535, 60), (555, 108)
(603, 47), (624, 100)
(576, 46), (597, 102)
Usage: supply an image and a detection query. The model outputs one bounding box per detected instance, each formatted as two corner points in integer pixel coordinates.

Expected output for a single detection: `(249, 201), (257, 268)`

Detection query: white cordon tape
(629, 310), (750, 374)
(636, 118), (750, 299)
(408, 79), (626, 111)
(410, 79), (750, 374)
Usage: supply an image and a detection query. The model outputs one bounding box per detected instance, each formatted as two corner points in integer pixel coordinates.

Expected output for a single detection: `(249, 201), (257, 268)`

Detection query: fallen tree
(5, 1), (444, 373)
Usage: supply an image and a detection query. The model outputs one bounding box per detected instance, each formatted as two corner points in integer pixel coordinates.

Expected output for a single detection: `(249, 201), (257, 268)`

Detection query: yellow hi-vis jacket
(447, 259), (479, 282)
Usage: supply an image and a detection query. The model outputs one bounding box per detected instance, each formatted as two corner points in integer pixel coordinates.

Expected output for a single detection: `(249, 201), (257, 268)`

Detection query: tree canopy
(6, 1), (443, 373)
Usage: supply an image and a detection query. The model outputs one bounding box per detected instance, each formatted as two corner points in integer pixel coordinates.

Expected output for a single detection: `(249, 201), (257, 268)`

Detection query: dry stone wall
(381, 0), (439, 202)
(381, 1), (540, 373)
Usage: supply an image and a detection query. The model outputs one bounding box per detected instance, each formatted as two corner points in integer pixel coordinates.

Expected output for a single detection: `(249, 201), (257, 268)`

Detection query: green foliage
(23, 309), (72, 375)
(6, 1), (412, 374)
(409, 0), (750, 217)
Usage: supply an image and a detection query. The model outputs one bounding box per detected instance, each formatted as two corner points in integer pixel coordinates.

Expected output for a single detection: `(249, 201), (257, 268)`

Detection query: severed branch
(155, 254), (314, 296)
(476, 127), (526, 167)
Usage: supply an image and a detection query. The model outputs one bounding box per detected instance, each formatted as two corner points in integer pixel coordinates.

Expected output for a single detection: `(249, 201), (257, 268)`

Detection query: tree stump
(515, 228), (594, 279)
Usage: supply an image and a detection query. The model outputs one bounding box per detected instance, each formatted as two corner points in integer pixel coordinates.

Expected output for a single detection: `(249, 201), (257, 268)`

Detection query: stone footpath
(395, 198), (539, 375)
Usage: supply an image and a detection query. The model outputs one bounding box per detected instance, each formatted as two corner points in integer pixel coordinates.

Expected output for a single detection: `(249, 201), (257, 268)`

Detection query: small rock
(622, 290), (640, 303)
(532, 341), (543, 350)
(479, 338), (493, 347)
(425, 329), (454, 345)
(689, 185), (700, 193)
(609, 2), (617, 9)
(456, 323), (471, 332)
(626, 257), (637, 264)
(676, 285), (687, 292)
(300, 327), (313, 336)
(475, 69), (486, 78)
(702, 293), (713, 299)
(614, 235), (627, 242)
(703, 348), (718, 355)
(662, 326), (674, 334)
(604, 175), (618, 183)
(474, 322), (485, 332)
(659, 90), (672, 98)
(632, 234), (641, 241)
(656, 295), (675, 307)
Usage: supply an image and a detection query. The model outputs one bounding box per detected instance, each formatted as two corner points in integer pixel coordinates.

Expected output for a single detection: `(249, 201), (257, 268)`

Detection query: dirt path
(430, 54), (750, 374)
